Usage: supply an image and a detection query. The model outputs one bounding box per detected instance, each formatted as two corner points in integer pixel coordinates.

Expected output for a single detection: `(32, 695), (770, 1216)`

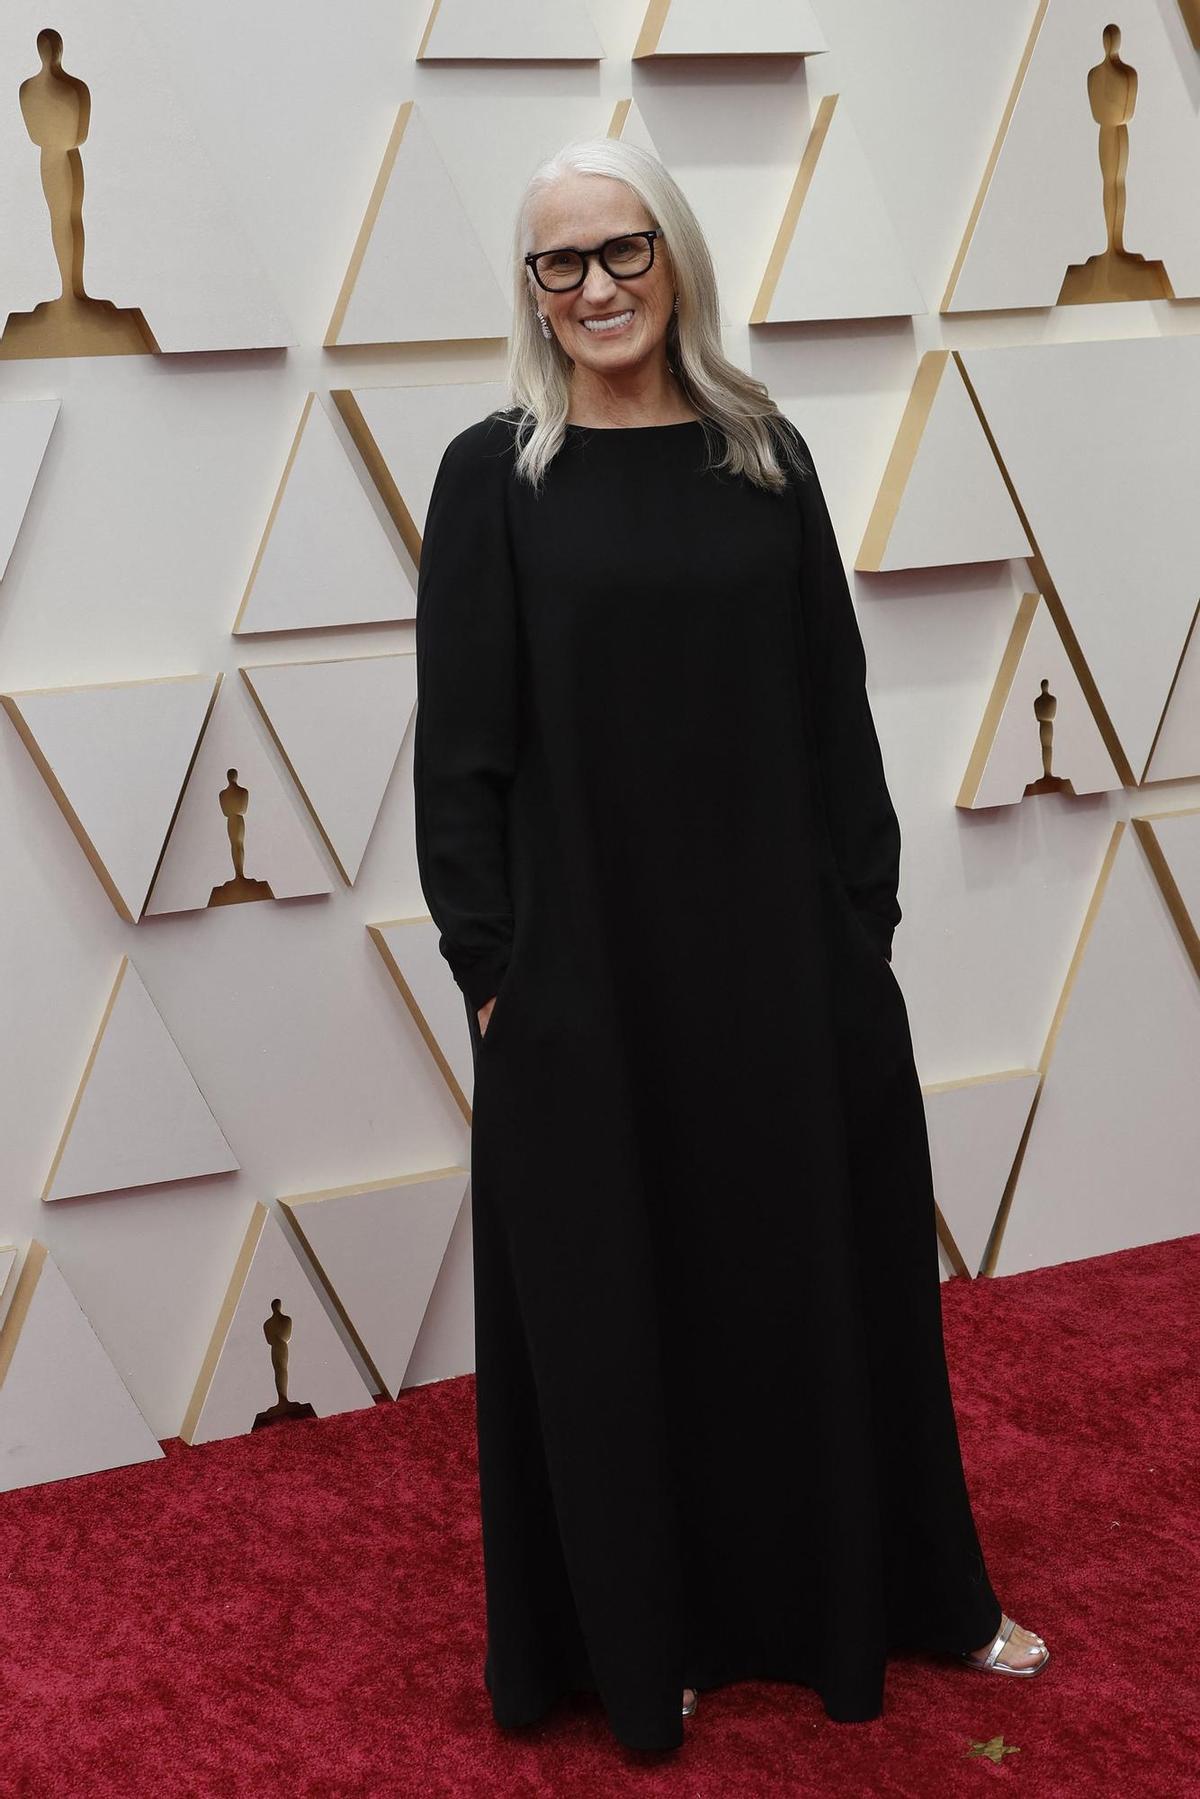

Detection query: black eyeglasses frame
(524, 229), (663, 293)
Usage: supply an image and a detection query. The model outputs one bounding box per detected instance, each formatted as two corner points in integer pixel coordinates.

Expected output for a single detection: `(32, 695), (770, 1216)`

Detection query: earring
(673, 295), (679, 312)
(536, 308), (552, 339)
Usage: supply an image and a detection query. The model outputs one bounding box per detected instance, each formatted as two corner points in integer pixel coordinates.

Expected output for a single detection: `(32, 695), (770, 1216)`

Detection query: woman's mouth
(581, 309), (634, 335)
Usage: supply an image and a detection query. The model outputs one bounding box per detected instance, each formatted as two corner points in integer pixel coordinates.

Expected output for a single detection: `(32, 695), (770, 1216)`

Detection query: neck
(565, 366), (694, 430)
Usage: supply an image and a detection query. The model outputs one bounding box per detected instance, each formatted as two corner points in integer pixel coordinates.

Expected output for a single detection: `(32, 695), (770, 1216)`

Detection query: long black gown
(412, 406), (1003, 1753)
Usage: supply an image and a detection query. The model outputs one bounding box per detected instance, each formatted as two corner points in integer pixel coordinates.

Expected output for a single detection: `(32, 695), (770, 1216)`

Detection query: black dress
(413, 406), (1003, 1753)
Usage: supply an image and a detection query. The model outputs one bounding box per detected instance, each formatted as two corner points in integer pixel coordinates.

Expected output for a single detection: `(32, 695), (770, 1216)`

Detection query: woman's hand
(477, 994), (497, 1036)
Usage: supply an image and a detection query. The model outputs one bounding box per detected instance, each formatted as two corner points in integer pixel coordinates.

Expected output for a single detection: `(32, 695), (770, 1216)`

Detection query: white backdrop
(2, 0), (1198, 1444)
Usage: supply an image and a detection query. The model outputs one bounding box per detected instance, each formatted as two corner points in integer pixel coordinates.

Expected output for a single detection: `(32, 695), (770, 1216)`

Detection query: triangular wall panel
(240, 653), (417, 885)
(331, 380), (510, 562)
(326, 103), (509, 348)
(752, 95), (924, 323)
(145, 677), (332, 916)
(944, 0), (1200, 312)
(1, 673), (217, 922)
(993, 822), (1200, 1273)
(279, 1168), (469, 1399)
(0, 1242), (164, 1491)
(924, 1070), (1041, 1278)
(857, 352), (1031, 571)
(181, 1203), (375, 1446)
(43, 956), (239, 1202)
(958, 337), (1200, 782)
(0, 1), (290, 353)
(233, 393), (413, 636)
(958, 592), (1124, 809)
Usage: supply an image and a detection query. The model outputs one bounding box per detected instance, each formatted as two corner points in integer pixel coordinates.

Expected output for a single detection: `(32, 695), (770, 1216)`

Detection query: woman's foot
(682, 1686), (698, 1716)
(964, 1612), (1048, 1671)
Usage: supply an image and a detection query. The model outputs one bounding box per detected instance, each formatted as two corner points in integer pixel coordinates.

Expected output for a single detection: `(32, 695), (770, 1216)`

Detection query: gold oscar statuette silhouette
(1179, 0), (1200, 57)
(209, 768), (275, 906)
(1057, 24), (1172, 304)
(252, 1298), (317, 1431)
(1024, 677), (1073, 796)
(0, 29), (157, 360)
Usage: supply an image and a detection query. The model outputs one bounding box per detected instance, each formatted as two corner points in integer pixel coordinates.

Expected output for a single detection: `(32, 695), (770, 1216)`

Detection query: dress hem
(482, 1596), (1004, 1753)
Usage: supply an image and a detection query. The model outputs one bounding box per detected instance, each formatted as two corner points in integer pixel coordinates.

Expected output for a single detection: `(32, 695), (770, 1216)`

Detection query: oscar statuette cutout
(252, 1299), (316, 1431)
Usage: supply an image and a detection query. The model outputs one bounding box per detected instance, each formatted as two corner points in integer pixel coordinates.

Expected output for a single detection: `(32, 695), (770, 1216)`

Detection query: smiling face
(525, 172), (675, 381)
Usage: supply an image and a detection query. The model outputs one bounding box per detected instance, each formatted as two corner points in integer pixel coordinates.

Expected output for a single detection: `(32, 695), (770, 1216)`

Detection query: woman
(413, 138), (1050, 1754)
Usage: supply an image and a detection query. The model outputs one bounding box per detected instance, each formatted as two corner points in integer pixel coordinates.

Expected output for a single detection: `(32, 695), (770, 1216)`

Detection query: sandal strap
(982, 1613), (1017, 1668)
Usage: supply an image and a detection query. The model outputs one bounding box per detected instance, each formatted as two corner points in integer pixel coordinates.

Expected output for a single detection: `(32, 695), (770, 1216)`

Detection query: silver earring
(536, 308), (552, 339)
(673, 295), (679, 312)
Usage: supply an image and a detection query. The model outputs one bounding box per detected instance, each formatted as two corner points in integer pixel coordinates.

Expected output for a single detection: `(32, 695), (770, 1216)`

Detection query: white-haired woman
(413, 138), (1049, 1755)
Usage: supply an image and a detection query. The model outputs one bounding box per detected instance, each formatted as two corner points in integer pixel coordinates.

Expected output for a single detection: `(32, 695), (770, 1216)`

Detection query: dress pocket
(478, 967), (516, 1050)
(830, 875), (891, 965)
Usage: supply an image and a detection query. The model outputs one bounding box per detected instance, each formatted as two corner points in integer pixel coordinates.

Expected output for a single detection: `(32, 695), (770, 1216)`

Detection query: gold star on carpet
(966, 1735), (1021, 1763)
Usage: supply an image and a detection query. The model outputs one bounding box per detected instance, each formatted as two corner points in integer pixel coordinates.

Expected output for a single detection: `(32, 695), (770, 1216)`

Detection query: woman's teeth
(582, 310), (634, 333)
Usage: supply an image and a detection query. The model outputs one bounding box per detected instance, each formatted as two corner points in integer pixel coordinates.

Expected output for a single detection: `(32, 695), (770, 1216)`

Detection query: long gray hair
(503, 137), (809, 495)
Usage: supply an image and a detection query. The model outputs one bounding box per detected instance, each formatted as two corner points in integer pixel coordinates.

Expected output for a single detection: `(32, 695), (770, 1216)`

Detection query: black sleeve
(788, 426), (902, 962)
(413, 419), (519, 1008)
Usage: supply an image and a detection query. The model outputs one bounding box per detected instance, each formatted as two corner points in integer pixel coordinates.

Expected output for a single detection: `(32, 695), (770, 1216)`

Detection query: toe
(966, 1614), (1049, 1669)
(1005, 1622), (1048, 1666)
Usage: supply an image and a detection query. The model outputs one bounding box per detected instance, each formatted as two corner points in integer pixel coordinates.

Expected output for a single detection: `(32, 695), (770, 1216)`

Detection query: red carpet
(1, 1232), (1196, 1797)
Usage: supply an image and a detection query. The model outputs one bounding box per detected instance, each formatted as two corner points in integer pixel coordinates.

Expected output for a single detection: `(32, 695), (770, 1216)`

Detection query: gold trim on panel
(750, 93), (837, 325)
(367, 920), (473, 1123)
(2, 692), (133, 922)
(325, 103), (413, 347)
(941, 0), (1049, 313)
(0, 1243), (47, 1390)
(415, 0), (447, 60)
(1130, 808), (1200, 980)
(856, 350), (949, 571)
(179, 1202), (266, 1445)
(632, 0), (673, 59)
(956, 590), (1041, 807)
(1139, 596), (1200, 787)
(607, 97), (634, 137)
(232, 394), (316, 635)
(933, 1202), (971, 1278)
(329, 390), (422, 563)
(40, 957), (130, 1202)
(143, 674), (224, 914)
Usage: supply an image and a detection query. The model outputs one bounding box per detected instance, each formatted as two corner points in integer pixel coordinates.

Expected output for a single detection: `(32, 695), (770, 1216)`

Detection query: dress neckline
(564, 418), (705, 433)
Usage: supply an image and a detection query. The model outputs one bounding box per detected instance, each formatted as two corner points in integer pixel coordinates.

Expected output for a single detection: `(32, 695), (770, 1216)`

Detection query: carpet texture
(1, 1231), (1196, 1797)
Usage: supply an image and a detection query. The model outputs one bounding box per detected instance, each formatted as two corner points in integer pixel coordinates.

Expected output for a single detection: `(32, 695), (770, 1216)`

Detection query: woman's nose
(581, 265), (619, 299)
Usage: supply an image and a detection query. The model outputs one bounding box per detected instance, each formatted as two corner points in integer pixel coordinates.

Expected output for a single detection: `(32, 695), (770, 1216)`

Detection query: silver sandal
(682, 1687), (699, 1716)
(962, 1611), (1050, 1677)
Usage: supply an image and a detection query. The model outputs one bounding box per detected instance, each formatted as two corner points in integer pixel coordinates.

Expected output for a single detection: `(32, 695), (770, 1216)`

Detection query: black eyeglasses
(524, 229), (663, 293)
